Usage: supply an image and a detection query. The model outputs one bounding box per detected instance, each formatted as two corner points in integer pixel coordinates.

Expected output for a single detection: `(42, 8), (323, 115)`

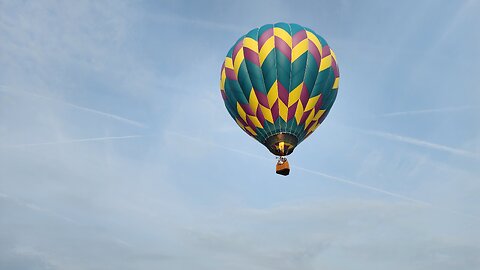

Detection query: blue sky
(1, 0), (479, 269)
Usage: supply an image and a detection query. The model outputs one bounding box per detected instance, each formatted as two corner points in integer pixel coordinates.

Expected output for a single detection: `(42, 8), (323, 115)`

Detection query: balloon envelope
(220, 23), (339, 156)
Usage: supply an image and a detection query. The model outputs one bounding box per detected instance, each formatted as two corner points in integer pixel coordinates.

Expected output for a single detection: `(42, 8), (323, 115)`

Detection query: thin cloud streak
(293, 166), (430, 205)
(0, 192), (135, 249)
(293, 166), (480, 221)
(379, 106), (472, 117)
(168, 132), (480, 221)
(56, 101), (147, 128)
(359, 129), (479, 158)
(0, 86), (146, 128)
(0, 192), (78, 224)
(153, 13), (245, 33)
(435, 0), (478, 49)
(167, 132), (270, 161)
(0, 135), (145, 148)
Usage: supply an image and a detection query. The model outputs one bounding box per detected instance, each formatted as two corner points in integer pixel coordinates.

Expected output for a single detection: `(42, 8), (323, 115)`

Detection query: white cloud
(0, 86), (147, 128)
(378, 106), (473, 117)
(359, 129), (479, 158)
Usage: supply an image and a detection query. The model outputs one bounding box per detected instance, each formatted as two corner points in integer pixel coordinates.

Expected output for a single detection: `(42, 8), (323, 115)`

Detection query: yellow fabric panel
(259, 36), (275, 65)
(278, 100), (288, 121)
(248, 115), (262, 128)
(292, 39), (308, 62)
(274, 27), (292, 47)
(306, 120), (323, 137)
(288, 83), (303, 106)
(305, 95), (320, 111)
(260, 104), (274, 123)
(243, 37), (258, 52)
(220, 66), (226, 90)
(333, 77), (340, 89)
(245, 126), (257, 136)
(237, 102), (247, 122)
(320, 55), (332, 71)
(306, 31), (322, 56)
(224, 57), (233, 69)
(233, 48), (244, 77)
(235, 118), (247, 130)
(307, 120), (319, 134)
(267, 80), (278, 108)
(248, 88), (259, 111)
(313, 109), (326, 121)
(331, 49), (337, 62)
(304, 110), (316, 129)
(295, 101), (304, 124)
(314, 119), (322, 130)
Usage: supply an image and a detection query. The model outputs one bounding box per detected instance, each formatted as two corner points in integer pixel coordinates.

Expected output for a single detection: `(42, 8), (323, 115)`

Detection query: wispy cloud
(166, 131), (269, 161)
(0, 191), (135, 251)
(0, 192), (78, 224)
(0, 86), (146, 128)
(359, 129), (479, 158)
(0, 135), (145, 148)
(293, 166), (430, 205)
(436, 0), (479, 48)
(153, 13), (245, 33)
(378, 106), (472, 117)
(167, 132), (480, 221)
(293, 166), (480, 221)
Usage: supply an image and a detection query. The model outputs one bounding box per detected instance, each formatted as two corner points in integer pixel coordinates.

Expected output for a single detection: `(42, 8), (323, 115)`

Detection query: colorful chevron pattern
(220, 23), (339, 147)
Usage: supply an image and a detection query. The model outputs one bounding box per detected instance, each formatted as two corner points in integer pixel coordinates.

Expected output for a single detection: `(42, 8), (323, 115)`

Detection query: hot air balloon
(220, 23), (339, 176)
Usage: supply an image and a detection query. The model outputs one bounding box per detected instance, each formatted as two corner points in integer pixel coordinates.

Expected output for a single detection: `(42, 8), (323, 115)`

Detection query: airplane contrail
(0, 192), (134, 248)
(54, 100), (147, 128)
(0, 135), (145, 148)
(0, 192), (78, 224)
(153, 13), (244, 33)
(379, 106), (472, 117)
(435, 0), (478, 50)
(359, 129), (478, 158)
(0, 86), (146, 128)
(168, 131), (480, 221)
(292, 166), (431, 205)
